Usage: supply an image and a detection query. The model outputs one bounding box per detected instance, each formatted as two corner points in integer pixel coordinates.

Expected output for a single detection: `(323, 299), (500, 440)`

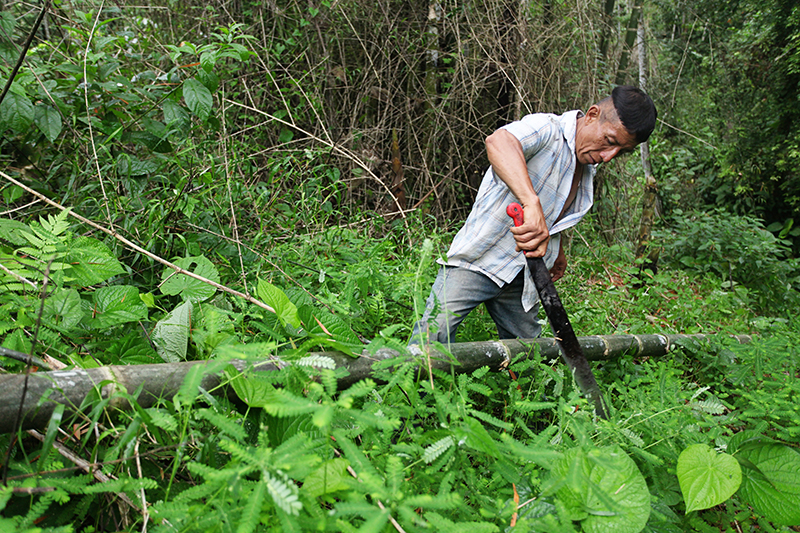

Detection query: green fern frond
(384, 455), (404, 495)
(340, 378), (376, 401)
(621, 427), (645, 447)
(471, 366), (490, 379)
(186, 461), (231, 483)
(80, 477), (158, 494)
(467, 382), (493, 397)
(217, 440), (265, 471)
(237, 478), (265, 533)
(262, 387), (319, 418)
(424, 436), (455, 464)
(694, 397), (725, 415)
(514, 400), (557, 414)
(468, 409), (513, 431)
(295, 354), (336, 369)
(175, 478), (224, 503)
(264, 470), (302, 516)
(424, 511), (499, 533)
(196, 408), (247, 441)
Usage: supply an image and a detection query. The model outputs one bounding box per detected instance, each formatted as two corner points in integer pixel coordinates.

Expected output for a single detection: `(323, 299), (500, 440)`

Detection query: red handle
(506, 202), (524, 227)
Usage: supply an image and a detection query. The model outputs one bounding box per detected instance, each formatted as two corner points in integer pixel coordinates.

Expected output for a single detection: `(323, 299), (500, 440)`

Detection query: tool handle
(506, 202), (525, 228)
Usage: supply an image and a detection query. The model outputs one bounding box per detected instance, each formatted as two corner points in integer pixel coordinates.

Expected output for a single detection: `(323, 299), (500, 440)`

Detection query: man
(412, 86), (657, 344)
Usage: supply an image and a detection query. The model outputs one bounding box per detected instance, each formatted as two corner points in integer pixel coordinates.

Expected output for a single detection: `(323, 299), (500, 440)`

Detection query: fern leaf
(196, 408), (247, 441)
(467, 382), (493, 397)
(621, 427), (645, 447)
(471, 366), (490, 379)
(295, 354), (336, 369)
(262, 387), (319, 418)
(424, 436), (455, 464)
(175, 479), (222, 503)
(695, 397), (726, 415)
(237, 479), (265, 533)
(514, 400), (557, 413)
(468, 409), (513, 431)
(340, 378), (377, 401)
(265, 471), (302, 516)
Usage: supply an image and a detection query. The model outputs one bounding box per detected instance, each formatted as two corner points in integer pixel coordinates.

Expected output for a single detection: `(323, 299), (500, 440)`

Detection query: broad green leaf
(183, 78), (213, 120)
(128, 130), (173, 153)
(2, 184), (23, 203)
(737, 443), (800, 525)
(0, 91), (34, 133)
(200, 49), (218, 72)
(0, 12), (15, 36)
(196, 69), (219, 92)
(116, 155), (160, 177)
(302, 458), (351, 498)
(227, 367), (278, 408)
(162, 98), (190, 130)
(551, 445), (651, 533)
(42, 288), (84, 330)
(87, 285), (148, 328)
(160, 255), (219, 302)
(153, 300), (192, 362)
(66, 236), (125, 286)
(256, 279), (301, 329)
(34, 103), (62, 142)
(457, 416), (498, 456)
(678, 444), (741, 513)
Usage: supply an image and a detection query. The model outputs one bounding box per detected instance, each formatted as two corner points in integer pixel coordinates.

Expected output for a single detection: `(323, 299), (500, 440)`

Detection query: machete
(506, 202), (608, 419)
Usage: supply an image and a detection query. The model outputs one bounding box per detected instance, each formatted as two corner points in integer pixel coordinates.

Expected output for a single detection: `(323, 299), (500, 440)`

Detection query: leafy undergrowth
(2, 211), (800, 533)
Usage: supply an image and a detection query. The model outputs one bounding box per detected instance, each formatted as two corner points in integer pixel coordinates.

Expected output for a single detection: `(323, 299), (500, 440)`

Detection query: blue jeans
(410, 265), (542, 344)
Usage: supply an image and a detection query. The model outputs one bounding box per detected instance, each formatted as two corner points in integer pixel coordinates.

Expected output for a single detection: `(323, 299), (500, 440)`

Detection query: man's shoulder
(503, 110), (577, 147)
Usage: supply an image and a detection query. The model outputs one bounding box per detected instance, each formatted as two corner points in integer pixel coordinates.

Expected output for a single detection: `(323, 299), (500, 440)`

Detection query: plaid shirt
(443, 110), (595, 311)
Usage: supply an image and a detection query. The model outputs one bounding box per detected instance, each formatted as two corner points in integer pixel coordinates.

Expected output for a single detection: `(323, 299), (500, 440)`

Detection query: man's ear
(584, 104), (601, 122)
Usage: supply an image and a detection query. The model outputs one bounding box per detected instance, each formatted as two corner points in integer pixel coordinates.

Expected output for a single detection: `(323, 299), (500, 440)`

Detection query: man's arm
(485, 129), (549, 257)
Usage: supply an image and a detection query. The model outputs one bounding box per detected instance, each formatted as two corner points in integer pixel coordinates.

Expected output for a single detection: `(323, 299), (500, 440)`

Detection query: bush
(655, 208), (800, 315)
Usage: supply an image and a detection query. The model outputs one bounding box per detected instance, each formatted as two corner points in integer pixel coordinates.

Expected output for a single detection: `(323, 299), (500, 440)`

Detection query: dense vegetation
(1, 0), (800, 531)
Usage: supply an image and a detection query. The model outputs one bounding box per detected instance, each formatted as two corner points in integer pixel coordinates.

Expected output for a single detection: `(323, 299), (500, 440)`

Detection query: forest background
(1, 0), (800, 531)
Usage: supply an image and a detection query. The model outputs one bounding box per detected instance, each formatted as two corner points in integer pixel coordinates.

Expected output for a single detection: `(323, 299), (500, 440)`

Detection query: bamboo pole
(0, 334), (751, 433)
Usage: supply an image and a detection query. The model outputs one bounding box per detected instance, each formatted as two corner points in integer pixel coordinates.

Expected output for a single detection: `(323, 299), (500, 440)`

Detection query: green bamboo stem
(0, 334), (751, 433)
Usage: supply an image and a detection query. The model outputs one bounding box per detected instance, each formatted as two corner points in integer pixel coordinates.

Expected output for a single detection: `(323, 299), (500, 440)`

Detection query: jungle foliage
(0, 0), (799, 531)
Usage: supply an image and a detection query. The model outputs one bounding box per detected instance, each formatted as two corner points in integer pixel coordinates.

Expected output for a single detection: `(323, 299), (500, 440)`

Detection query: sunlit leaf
(678, 444), (741, 513)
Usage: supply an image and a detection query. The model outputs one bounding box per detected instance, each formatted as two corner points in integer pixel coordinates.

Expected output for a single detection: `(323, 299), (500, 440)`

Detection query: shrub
(654, 208), (800, 314)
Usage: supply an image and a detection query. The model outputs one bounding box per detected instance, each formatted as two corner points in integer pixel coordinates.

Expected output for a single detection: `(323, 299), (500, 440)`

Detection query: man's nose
(601, 146), (621, 162)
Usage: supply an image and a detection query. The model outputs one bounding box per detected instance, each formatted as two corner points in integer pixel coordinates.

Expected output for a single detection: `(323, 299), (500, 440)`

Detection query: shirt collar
(560, 109), (584, 159)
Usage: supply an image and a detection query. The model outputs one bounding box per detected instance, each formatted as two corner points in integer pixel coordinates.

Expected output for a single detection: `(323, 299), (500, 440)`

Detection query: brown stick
(0, 171), (276, 315)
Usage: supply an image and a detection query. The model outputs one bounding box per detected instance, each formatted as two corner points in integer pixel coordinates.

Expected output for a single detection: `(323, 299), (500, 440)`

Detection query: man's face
(575, 105), (638, 166)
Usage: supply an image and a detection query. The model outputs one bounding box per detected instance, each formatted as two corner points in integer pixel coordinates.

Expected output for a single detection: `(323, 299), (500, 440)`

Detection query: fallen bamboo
(0, 333), (751, 433)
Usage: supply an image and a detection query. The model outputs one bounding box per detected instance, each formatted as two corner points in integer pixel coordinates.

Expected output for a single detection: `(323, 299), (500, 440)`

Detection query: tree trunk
(0, 334), (751, 433)
(634, 18), (660, 273)
(598, 0), (616, 61)
(613, 0), (643, 86)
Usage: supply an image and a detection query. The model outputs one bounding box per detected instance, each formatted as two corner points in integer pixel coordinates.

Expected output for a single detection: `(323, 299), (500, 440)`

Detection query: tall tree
(634, 17), (660, 273)
(614, 0), (644, 85)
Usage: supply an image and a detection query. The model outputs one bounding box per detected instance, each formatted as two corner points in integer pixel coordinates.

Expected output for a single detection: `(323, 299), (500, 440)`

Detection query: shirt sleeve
(500, 114), (559, 162)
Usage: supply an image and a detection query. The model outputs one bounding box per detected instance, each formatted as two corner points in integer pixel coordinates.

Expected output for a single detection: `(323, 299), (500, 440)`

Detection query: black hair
(610, 85), (657, 144)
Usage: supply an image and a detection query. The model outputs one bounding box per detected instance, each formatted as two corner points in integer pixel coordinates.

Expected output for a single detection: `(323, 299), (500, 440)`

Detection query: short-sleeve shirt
(442, 110), (596, 311)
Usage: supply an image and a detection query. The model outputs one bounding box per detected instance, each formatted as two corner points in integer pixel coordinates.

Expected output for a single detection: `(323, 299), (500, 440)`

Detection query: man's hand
(549, 242), (567, 282)
(509, 200), (550, 257)
(485, 130), (551, 257)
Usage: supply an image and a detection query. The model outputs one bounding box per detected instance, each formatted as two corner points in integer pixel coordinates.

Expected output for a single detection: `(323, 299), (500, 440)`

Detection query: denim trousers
(410, 265), (542, 344)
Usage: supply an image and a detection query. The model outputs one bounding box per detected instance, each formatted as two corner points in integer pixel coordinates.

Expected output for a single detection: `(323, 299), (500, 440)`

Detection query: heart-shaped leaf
(737, 443), (800, 526)
(678, 444), (742, 513)
(550, 445), (651, 533)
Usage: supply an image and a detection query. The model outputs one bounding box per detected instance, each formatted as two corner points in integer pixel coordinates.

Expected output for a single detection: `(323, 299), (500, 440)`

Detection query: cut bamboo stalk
(0, 334), (751, 433)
